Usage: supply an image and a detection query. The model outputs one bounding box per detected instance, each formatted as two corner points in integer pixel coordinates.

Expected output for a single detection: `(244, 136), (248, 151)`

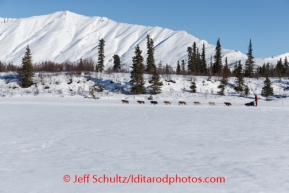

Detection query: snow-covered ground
(1, 73), (289, 192)
(1, 72), (289, 98)
(1, 96), (289, 193)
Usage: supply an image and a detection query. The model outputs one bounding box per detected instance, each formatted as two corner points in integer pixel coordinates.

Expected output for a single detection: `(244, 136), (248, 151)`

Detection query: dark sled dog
(224, 102), (232, 106)
(164, 101), (171, 105)
(178, 101), (187, 105)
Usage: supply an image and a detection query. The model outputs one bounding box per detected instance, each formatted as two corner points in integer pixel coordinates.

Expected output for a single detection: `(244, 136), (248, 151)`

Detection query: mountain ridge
(0, 11), (288, 68)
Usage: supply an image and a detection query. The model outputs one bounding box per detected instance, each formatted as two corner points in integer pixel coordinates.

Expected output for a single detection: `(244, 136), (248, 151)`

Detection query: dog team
(121, 94), (259, 107)
(121, 99), (233, 106)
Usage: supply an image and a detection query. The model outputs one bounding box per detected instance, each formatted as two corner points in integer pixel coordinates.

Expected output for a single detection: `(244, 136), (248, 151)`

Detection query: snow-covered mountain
(0, 11), (288, 68)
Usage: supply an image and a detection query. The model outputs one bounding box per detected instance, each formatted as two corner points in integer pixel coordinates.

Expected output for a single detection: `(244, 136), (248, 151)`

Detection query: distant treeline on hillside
(1, 57), (288, 78)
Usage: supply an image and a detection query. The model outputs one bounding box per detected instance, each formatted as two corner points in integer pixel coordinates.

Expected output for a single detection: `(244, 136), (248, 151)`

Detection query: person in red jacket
(254, 94), (258, 107)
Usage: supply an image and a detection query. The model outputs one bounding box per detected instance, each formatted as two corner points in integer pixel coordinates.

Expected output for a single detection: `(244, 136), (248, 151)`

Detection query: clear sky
(0, 0), (288, 58)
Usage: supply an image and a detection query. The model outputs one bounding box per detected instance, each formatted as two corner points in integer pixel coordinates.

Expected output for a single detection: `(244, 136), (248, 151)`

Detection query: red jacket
(255, 95), (258, 101)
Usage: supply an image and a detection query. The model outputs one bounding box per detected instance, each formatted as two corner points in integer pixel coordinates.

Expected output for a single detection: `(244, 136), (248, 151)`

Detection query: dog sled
(245, 101), (255, 106)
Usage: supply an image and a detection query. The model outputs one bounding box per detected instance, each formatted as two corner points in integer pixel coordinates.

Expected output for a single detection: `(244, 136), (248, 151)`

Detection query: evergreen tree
(213, 38), (222, 75)
(157, 61), (163, 74)
(244, 85), (250, 97)
(284, 56), (288, 76)
(218, 59), (227, 95)
(187, 46), (193, 73)
(261, 75), (274, 97)
(187, 42), (199, 74)
(145, 35), (156, 74)
(218, 78), (227, 95)
(164, 64), (172, 79)
(176, 61), (181, 74)
(130, 45), (145, 94)
(148, 68), (162, 95)
(235, 61), (244, 92)
(113, 54), (121, 72)
(244, 39), (255, 77)
(96, 38), (105, 72)
(207, 56), (213, 80)
(181, 60), (185, 73)
(20, 45), (34, 88)
(223, 57), (230, 79)
(275, 58), (284, 79)
(190, 80), (197, 93)
(232, 61), (238, 76)
(259, 63), (267, 77)
(266, 62), (271, 76)
(192, 42), (197, 73)
(196, 48), (201, 74)
(218, 57), (230, 95)
(201, 43), (207, 74)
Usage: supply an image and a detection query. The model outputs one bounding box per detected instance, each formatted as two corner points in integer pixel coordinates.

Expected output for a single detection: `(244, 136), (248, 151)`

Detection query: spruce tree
(187, 46), (193, 73)
(208, 56), (213, 80)
(218, 57), (230, 95)
(213, 38), (222, 75)
(148, 68), (162, 95)
(259, 63), (266, 77)
(275, 58), (284, 79)
(146, 35), (156, 74)
(235, 60), (244, 92)
(157, 61), (163, 74)
(113, 54), (121, 72)
(190, 80), (197, 93)
(181, 60), (185, 73)
(284, 56), (288, 76)
(201, 43), (207, 75)
(96, 38), (105, 72)
(245, 39), (255, 77)
(244, 85), (250, 97)
(192, 42), (197, 73)
(261, 75), (274, 97)
(223, 57), (230, 79)
(130, 45), (145, 94)
(218, 78), (227, 95)
(196, 48), (201, 74)
(232, 61), (238, 76)
(20, 45), (34, 88)
(176, 61), (181, 74)
(266, 62), (271, 76)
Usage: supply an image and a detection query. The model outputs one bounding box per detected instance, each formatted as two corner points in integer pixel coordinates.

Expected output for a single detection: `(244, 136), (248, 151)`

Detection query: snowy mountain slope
(0, 11), (288, 68)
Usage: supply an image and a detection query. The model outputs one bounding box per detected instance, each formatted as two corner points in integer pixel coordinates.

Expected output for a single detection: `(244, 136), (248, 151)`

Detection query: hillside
(1, 11), (288, 68)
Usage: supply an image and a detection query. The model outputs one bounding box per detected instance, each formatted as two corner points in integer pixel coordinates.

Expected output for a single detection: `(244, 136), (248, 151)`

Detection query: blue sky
(0, 0), (288, 58)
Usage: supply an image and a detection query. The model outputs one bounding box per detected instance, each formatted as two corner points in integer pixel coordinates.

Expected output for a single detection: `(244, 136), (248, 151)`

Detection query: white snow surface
(1, 96), (289, 193)
(0, 11), (288, 68)
(1, 73), (289, 192)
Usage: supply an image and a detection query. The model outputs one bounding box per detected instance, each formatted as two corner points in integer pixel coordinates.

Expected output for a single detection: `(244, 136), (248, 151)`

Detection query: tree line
(0, 36), (281, 97)
(1, 38), (288, 78)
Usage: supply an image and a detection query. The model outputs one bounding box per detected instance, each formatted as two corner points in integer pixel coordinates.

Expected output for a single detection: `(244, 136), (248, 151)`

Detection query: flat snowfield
(1, 96), (289, 193)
